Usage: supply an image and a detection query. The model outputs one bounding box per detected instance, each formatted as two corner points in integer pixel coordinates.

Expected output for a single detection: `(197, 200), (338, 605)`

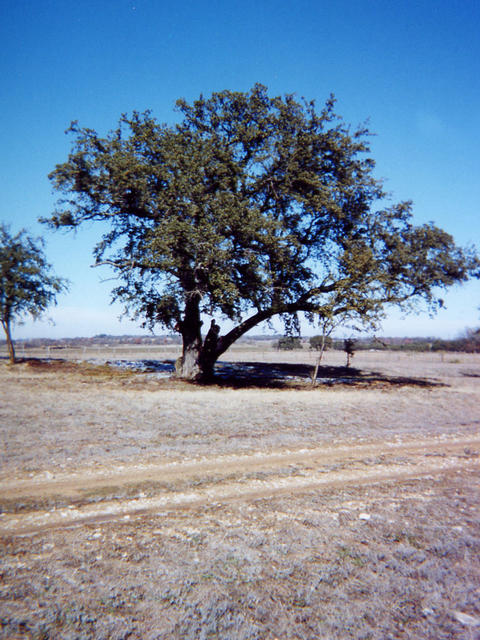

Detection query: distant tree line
(344, 332), (480, 353)
(275, 332), (480, 353)
(0, 334), (183, 349)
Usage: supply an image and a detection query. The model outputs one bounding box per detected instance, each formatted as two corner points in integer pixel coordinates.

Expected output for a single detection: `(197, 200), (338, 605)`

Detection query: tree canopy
(0, 225), (67, 363)
(44, 84), (478, 379)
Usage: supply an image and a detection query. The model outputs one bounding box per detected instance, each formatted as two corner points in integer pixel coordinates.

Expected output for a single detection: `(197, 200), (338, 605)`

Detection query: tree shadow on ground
(3, 357), (445, 390)
(209, 360), (446, 389)
(108, 358), (444, 389)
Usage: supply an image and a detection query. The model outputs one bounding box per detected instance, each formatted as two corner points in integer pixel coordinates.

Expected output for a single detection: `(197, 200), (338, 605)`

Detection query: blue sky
(1, 0), (479, 339)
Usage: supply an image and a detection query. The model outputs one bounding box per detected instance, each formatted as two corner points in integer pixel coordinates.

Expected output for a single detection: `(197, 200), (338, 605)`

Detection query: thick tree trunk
(198, 319), (220, 379)
(175, 331), (203, 381)
(1, 319), (16, 364)
(173, 299), (315, 381)
(175, 307), (279, 381)
(175, 339), (203, 380)
(174, 292), (214, 381)
(176, 318), (221, 381)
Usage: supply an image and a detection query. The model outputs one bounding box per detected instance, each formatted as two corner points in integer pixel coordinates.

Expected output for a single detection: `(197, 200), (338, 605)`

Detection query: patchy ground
(0, 349), (479, 639)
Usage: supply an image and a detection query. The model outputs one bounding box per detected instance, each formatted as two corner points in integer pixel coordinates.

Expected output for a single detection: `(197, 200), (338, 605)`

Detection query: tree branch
(92, 259), (151, 271)
(215, 299), (322, 358)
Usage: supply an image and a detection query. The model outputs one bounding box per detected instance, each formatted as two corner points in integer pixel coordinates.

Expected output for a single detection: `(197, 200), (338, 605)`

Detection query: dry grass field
(0, 346), (479, 639)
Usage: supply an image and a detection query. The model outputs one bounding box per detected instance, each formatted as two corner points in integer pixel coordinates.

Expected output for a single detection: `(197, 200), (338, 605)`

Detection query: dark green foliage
(44, 85), (478, 379)
(343, 338), (357, 355)
(431, 328), (480, 353)
(335, 332), (480, 353)
(309, 335), (333, 351)
(0, 225), (67, 363)
(343, 338), (357, 367)
(277, 336), (303, 350)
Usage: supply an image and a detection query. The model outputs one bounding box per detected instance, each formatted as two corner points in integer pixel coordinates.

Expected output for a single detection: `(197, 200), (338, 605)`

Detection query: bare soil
(0, 349), (479, 639)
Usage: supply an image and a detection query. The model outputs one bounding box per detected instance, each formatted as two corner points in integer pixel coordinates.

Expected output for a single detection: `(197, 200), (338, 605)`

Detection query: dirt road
(2, 433), (479, 535)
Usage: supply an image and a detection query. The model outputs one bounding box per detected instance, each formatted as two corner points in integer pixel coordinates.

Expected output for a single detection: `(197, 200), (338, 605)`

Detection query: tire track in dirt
(2, 433), (479, 498)
(1, 434), (479, 536)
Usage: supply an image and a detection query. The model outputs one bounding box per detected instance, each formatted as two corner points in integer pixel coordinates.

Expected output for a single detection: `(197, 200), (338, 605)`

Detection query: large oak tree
(45, 85), (478, 379)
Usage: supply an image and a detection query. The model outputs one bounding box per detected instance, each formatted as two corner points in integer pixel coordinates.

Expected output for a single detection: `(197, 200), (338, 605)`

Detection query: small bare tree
(311, 313), (369, 384)
(311, 317), (337, 385)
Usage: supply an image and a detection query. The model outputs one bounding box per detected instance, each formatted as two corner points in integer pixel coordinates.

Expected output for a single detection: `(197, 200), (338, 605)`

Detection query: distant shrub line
(1, 331), (479, 354)
(274, 333), (480, 353)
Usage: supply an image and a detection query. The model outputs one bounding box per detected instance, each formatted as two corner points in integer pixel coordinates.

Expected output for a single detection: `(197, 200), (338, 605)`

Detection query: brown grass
(0, 349), (479, 639)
